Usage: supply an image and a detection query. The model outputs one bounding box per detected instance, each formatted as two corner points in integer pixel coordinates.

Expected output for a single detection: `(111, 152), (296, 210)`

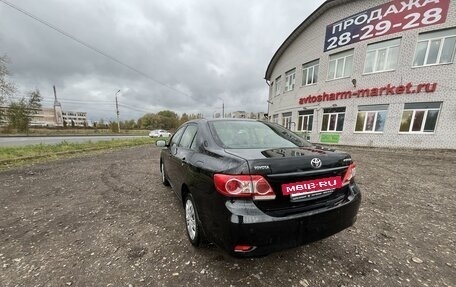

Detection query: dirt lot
(0, 145), (455, 287)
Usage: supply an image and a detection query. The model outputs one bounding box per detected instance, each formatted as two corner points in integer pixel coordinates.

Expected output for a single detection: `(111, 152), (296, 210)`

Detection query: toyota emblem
(310, 158), (322, 169)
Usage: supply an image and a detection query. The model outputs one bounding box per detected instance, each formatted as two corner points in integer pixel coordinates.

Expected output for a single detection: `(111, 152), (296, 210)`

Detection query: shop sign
(320, 134), (341, 144)
(299, 82), (437, 105)
(324, 0), (450, 52)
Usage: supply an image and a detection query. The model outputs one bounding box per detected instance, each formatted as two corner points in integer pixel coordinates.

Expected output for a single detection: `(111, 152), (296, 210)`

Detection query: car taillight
(234, 244), (257, 253)
(214, 174), (276, 200)
(342, 163), (356, 186)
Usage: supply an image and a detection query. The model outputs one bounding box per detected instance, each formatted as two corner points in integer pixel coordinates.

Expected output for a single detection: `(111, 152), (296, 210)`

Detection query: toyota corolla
(156, 119), (361, 257)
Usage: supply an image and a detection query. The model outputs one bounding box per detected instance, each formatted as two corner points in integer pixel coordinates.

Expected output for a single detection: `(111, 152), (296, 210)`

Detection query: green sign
(320, 133), (340, 144)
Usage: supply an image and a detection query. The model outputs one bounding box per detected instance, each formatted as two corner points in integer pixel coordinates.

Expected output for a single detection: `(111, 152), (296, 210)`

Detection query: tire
(160, 162), (170, 186)
(184, 194), (202, 246)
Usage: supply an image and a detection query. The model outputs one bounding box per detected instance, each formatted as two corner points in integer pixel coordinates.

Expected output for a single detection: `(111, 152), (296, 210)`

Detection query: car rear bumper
(220, 184), (361, 257)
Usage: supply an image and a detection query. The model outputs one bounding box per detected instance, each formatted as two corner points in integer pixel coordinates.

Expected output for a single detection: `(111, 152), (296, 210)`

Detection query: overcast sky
(0, 0), (325, 121)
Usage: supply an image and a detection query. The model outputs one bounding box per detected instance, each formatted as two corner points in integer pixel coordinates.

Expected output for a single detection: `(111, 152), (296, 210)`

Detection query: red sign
(299, 82), (437, 105)
(282, 176), (342, 196)
(325, 0), (451, 51)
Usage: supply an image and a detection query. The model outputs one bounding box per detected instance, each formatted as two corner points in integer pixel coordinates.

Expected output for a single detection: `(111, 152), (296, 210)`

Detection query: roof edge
(264, 0), (343, 81)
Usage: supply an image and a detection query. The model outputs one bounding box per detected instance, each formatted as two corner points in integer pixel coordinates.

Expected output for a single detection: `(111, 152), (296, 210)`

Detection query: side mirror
(156, 140), (167, 147)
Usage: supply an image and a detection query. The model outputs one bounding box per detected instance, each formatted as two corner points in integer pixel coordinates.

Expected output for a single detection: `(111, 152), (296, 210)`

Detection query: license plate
(290, 189), (335, 201)
(281, 176), (342, 196)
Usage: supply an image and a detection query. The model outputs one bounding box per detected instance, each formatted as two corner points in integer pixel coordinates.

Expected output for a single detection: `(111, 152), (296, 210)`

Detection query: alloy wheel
(185, 199), (197, 240)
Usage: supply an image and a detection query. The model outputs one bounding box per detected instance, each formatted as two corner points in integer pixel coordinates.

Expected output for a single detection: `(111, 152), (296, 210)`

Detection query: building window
(327, 49), (353, 80)
(364, 38), (401, 74)
(413, 28), (456, 67)
(321, 107), (345, 132)
(272, 114), (279, 124)
(400, 102), (441, 133)
(284, 69), (296, 92)
(302, 60), (319, 86)
(282, 112), (292, 129)
(298, 110), (314, 132)
(355, 105), (388, 133)
(275, 76), (282, 96)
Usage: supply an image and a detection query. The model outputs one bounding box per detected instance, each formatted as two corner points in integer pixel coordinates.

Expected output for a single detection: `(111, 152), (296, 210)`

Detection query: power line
(8, 95), (114, 104)
(7, 95), (154, 114)
(119, 103), (152, 113)
(0, 0), (191, 98)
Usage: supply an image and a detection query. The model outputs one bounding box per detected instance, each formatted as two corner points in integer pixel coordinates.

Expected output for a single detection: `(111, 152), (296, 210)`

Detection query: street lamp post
(115, 90), (121, 133)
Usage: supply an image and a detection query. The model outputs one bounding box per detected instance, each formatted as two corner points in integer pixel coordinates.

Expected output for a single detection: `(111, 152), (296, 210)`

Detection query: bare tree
(0, 55), (16, 125)
(0, 55), (16, 100)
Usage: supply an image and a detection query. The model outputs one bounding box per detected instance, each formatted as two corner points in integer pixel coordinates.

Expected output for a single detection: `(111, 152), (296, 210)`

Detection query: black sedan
(156, 119), (361, 257)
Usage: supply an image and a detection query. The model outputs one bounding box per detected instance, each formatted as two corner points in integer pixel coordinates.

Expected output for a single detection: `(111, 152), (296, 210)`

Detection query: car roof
(187, 118), (262, 125)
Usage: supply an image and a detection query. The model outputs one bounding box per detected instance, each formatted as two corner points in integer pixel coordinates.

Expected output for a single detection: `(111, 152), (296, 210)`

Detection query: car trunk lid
(224, 147), (353, 216)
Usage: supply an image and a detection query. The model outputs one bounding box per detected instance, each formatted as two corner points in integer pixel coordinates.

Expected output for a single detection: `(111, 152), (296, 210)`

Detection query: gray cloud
(0, 0), (325, 121)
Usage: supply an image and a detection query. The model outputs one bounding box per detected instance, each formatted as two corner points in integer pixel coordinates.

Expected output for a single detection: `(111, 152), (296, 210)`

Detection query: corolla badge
(310, 158), (322, 169)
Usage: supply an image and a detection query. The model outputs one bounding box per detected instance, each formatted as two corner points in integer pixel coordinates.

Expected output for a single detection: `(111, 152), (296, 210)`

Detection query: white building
(265, 0), (455, 149)
(62, 111), (88, 127)
(30, 107), (61, 127)
(226, 111), (268, 120)
(1, 85), (88, 128)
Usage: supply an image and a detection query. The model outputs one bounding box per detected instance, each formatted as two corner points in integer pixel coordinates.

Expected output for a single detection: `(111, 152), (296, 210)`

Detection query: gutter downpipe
(265, 79), (272, 122)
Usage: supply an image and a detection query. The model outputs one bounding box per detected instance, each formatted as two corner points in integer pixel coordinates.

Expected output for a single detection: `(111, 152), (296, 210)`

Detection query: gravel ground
(0, 145), (455, 287)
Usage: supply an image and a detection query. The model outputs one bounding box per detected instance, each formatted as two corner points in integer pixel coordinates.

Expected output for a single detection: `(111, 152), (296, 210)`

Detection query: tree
(138, 110), (203, 130)
(180, 113), (189, 125)
(0, 55), (16, 121)
(6, 101), (28, 132)
(157, 110), (179, 130)
(109, 121), (119, 132)
(6, 89), (42, 132)
(27, 89), (42, 111)
(192, 113), (203, 120)
(178, 113), (202, 125)
(122, 119), (137, 130)
(98, 118), (106, 128)
(0, 55), (16, 98)
(138, 110), (180, 130)
(138, 113), (156, 129)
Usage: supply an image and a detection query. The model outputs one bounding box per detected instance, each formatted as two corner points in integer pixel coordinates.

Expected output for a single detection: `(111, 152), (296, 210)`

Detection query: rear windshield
(209, 120), (311, 149)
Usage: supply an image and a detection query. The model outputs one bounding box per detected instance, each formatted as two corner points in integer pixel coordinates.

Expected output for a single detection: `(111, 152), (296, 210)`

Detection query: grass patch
(0, 137), (155, 170)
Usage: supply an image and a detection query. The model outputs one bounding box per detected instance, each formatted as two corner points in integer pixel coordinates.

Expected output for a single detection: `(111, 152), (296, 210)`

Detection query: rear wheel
(160, 162), (170, 186)
(184, 194), (202, 246)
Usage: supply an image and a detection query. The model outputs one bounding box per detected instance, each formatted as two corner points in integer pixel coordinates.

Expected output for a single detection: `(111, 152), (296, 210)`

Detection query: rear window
(209, 121), (311, 149)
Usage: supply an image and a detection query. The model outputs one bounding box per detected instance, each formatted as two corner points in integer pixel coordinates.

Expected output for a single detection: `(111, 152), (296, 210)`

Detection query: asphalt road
(0, 145), (455, 286)
(0, 135), (146, 147)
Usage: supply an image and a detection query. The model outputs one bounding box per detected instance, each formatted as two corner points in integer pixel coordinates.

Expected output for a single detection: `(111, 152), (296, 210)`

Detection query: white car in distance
(149, 129), (172, 138)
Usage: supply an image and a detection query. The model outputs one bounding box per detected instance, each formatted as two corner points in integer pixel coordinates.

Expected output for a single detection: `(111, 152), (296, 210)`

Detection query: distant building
(62, 111), (88, 127)
(230, 111), (247, 118)
(226, 111), (267, 120)
(0, 85), (87, 127)
(30, 107), (60, 127)
(265, 0), (456, 149)
(252, 112), (268, 120)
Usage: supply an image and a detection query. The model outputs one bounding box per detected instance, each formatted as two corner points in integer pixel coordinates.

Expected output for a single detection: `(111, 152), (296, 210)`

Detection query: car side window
(170, 126), (186, 148)
(190, 131), (200, 151)
(178, 125), (198, 149)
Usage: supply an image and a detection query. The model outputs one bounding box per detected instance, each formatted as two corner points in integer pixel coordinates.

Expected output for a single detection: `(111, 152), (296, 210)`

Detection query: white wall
(268, 0), (456, 149)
